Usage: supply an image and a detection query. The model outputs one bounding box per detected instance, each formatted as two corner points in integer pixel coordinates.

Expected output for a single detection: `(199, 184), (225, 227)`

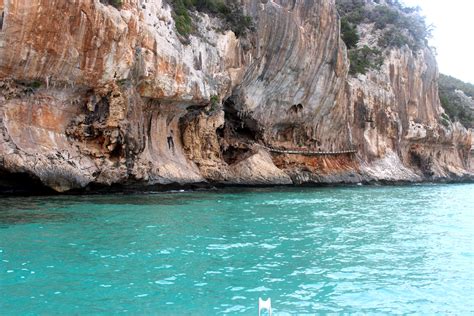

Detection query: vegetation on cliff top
(439, 74), (474, 129)
(170, 0), (253, 38)
(336, 0), (431, 75)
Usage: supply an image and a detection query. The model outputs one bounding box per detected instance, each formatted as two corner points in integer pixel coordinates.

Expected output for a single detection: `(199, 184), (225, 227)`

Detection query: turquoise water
(1, 184), (473, 314)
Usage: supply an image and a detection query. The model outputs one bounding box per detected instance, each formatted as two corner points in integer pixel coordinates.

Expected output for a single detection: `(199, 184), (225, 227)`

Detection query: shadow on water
(0, 182), (468, 210)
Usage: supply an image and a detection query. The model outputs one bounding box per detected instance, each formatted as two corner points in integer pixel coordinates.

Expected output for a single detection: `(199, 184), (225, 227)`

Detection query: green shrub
(439, 74), (474, 128)
(440, 117), (450, 128)
(336, 0), (366, 24)
(370, 5), (400, 29)
(100, 0), (123, 8)
(174, 14), (192, 36)
(340, 18), (359, 49)
(27, 80), (43, 89)
(349, 46), (383, 75)
(171, 0), (193, 36)
(225, 9), (253, 37)
(209, 95), (220, 111)
(194, 0), (229, 14)
(378, 27), (414, 49)
(111, 0), (123, 8)
(170, 0), (253, 38)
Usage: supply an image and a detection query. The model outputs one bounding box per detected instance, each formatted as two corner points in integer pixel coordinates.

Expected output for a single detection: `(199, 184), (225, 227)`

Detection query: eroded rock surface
(0, 0), (472, 192)
(348, 22), (472, 181)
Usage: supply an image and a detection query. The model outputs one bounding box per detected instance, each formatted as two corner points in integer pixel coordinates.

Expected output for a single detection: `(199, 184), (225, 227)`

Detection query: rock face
(347, 14), (473, 182)
(0, 0), (472, 192)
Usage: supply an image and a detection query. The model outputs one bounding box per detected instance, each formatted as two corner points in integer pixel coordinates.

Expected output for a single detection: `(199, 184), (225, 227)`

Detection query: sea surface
(1, 184), (473, 315)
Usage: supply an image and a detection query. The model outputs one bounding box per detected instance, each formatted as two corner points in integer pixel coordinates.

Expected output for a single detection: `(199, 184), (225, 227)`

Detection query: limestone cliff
(340, 0), (473, 182)
(0, 0), (472, 193)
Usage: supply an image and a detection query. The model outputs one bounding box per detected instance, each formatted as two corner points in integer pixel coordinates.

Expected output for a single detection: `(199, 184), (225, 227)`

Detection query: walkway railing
(259, 145), (357, 156)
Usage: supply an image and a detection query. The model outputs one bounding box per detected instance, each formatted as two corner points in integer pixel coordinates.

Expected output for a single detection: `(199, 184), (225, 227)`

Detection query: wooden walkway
(259, 145), (357, 156)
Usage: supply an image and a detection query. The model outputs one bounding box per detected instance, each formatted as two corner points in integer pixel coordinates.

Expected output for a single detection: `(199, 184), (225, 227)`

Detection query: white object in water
(258, 297), (272, 316)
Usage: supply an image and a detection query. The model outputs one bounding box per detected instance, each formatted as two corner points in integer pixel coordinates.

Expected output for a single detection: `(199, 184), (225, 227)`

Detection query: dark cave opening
(0, 168), (55, 196)
(222, 97), (262, 141)
(409, 149), (434, 177)
(222, 146), (251, 165)
(108, 143), (123, 159)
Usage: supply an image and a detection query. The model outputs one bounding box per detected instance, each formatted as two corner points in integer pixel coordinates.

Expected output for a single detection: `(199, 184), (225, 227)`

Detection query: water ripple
(0, 184), (473, 314)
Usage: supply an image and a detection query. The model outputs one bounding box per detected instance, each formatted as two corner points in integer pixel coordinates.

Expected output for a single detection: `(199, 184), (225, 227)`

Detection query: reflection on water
(0, 184), (473, 314)
(0, 212), (71, 227)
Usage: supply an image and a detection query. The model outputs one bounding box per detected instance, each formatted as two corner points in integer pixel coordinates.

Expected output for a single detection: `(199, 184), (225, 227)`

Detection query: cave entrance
(222, 97), (262, 141)
(409, 148), (434, 177)
(222, 146), (250, 165)
(0, 168), (55, 195)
